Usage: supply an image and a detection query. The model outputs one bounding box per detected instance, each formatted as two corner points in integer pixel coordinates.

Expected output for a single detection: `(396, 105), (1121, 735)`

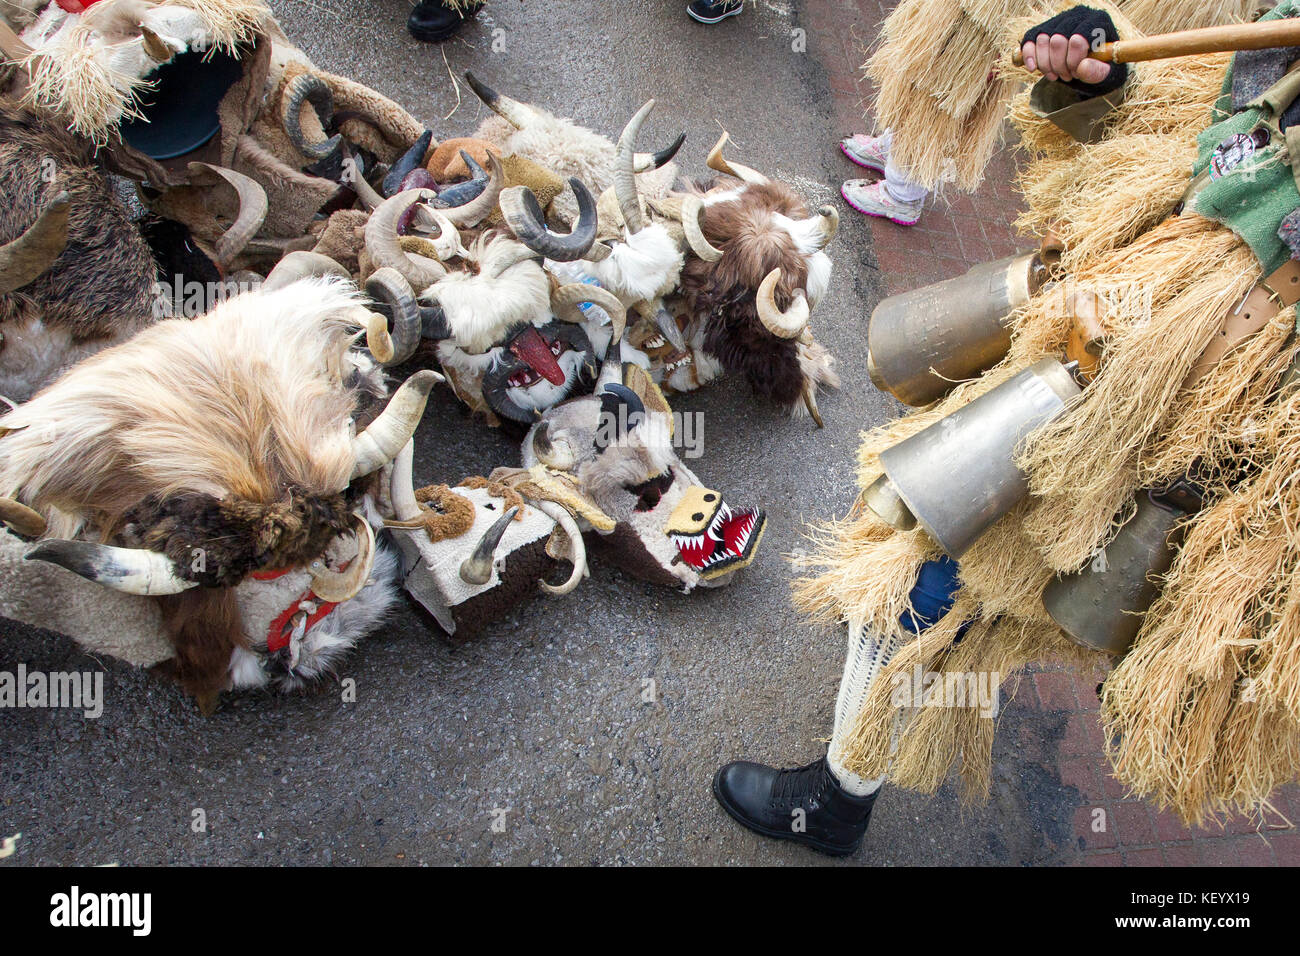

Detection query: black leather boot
(408, 0), (483, 43)
(712, 754), (878, 856)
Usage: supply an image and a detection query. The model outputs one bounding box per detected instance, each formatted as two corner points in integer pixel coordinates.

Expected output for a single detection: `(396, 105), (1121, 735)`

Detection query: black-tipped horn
(383, 130), (434, 198)
(458, 506), (519, 585)
(598, 382), (646, 438)
(420, 302), (452, 341)
(634, 132), (686, 173)
(500, 178), (598, 262)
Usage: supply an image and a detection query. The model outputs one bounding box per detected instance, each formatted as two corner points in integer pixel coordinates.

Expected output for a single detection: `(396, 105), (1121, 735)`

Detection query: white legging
(826, 619), (901, 796)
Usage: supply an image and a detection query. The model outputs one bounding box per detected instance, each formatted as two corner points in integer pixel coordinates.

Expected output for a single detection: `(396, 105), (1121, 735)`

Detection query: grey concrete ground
(0, 0), (1082, 865)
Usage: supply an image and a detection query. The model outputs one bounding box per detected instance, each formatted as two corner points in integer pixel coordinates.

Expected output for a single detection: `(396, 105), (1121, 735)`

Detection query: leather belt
(1183, 258), (1300, 389)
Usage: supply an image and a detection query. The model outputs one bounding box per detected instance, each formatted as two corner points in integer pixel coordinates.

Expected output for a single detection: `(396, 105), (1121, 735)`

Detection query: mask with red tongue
(509, 324), (567, 386)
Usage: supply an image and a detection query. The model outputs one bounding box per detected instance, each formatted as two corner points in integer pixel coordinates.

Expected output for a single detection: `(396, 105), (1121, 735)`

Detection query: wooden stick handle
(1011, 19), (1300, 68)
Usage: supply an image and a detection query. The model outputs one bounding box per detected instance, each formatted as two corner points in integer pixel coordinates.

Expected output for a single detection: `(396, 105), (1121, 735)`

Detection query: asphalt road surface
(0, 0), (1083, 865)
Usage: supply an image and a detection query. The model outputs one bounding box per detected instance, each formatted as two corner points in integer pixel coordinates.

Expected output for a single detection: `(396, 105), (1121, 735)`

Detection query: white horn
(535, 501), (586, 596)
(351, 370), (442, 479)
(24, 540), (197, 595)
(756, 268), (809, 339)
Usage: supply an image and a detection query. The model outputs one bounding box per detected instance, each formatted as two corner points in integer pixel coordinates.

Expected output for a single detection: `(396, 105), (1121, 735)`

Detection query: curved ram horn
(364, 267), (421, 366)
(458, 506), (518, 586)
(534, 500), (586, 596)
(0, 497), (47, 538)
(500, 178), (598, 262)
(680, 195), (722, 262)
(463, 72), (539, 129)
(139, 26), (172, 63)
(706, 130), (770, 186)
(439, 151), (504, 228)
(24, 540), (197, 595)
(364, 189), (447, 291)
(382, 130), (434, 198)
(188, 163), (268, 268)
(262, 250), (351, 292)
(351, 369), (442, 479)
(633, 132), (686, 173)
(530, 421), (576, 471)
(281, 73), (343, 161)
(614, 100), (654, 235)
(756, 268), (809, 340)
(307, 515), (376, 603)
(550, 283), (627, 344)
(804, 204), (840, 252)
(0, 190), (69, 296)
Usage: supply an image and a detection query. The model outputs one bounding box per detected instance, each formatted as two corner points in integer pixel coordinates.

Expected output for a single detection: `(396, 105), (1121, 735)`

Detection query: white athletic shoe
(841, 179), (923, 226)
(840, 134), (888, 173)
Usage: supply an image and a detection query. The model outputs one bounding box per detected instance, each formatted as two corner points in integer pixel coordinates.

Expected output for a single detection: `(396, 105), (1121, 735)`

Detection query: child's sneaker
(840, 134), (888, 173)
(841, 179), (923, 226)
(687, 0), (744, 23)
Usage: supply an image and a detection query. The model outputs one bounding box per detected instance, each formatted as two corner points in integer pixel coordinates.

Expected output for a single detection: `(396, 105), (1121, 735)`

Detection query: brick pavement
(804, 0), (1299, 866)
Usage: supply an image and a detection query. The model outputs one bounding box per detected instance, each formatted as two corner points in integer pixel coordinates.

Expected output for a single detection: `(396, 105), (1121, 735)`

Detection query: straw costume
(715, 1), (1300, 856)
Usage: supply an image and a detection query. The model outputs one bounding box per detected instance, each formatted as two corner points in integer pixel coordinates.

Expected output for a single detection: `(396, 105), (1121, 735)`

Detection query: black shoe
(712, 754), (877, 856)
(687, 0), (743, 24)
(408, 0), (483, 43)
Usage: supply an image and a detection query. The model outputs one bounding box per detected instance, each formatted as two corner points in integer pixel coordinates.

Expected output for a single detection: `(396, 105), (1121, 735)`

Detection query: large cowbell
(868, 250), (1060, 407)
(1042, 484), (1200, 656)
(866, 359), (1081, 558)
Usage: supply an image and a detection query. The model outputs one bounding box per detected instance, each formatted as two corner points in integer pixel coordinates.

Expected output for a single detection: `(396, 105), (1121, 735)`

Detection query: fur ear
(623, 362), (673, 432)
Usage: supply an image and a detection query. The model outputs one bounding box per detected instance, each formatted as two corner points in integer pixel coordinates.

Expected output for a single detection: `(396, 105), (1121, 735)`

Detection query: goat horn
(307, 515), (376, 603)
(584, 241), (613, 263)
(803, 380), (825, 429)
(382, 129), (434, 198)
(364, 189), (447, 291)
(535, 500), (586, 596)
(706, 130), (770, 186)
(0, 497), (47, 538)
(0, 190), (69, 296)
(614, 100), (654, 235)
(458, 506), (518, 585)
(282, 74), (343, 161)
(550, 283), (627, 344)
(139, 26), (171, 63)
(805, 204), (840, 252)
(633, 132), (686, 173)
(439, 151), (504, 227)
(189, 163), (267, 268)
(350, 369), (442, 479)
(262, 250), (351, 292)
(756, 269), (809, 340)
(680, 195), (722, 262)
(343, 144), (385, 212)
(363, 267), (421, 366)
(463, 72), (538, 129)
(390, 440), (420, 521)
(24, 540), (196, 595)
(500, 178), (598, 262)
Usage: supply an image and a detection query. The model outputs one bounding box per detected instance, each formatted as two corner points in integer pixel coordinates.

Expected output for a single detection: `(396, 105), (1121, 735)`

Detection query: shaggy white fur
(426, 236), (550, 355)
(582, 224), (682, 305)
